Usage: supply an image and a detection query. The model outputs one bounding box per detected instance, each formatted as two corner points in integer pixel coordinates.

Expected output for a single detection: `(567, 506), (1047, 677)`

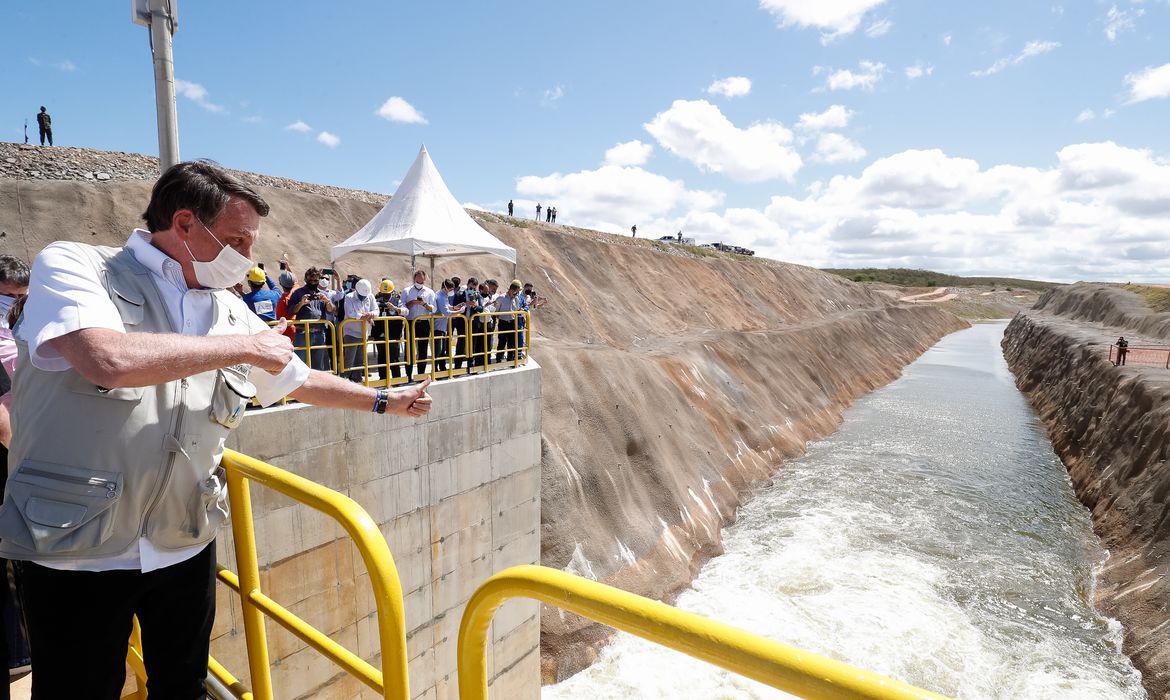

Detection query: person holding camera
(373, 279), (406, 380)
(287, 267), (335, 371)
(401, 269), (436, 378)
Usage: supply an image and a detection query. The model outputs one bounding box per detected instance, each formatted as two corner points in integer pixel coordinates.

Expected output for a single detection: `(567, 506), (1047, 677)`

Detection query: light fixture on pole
(133, 0), (180, 173)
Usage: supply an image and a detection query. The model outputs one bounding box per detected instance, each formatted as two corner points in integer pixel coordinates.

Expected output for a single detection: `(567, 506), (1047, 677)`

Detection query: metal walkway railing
(458, 565), (947, 700)
(124, 449), (949, 700)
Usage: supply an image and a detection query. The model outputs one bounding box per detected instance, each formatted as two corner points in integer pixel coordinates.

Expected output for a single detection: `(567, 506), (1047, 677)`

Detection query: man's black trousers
(20, 542), (216, 700)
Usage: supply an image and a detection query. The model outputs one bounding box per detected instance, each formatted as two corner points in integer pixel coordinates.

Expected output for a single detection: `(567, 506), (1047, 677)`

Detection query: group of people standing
(504, 200), (559, 224)
(240, 263), (545, 382)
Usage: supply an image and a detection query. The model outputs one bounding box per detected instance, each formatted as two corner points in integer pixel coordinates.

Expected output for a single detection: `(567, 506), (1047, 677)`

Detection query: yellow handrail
(218, 448), (411, 700)
(458, 565), (949, 700)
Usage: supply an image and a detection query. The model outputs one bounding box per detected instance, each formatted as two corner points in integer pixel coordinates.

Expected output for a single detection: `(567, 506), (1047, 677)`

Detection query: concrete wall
(209, 364), (542, 699)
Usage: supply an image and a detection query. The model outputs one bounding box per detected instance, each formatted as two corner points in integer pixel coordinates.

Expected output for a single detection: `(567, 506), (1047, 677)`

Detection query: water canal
(545, 321), (1145, 699)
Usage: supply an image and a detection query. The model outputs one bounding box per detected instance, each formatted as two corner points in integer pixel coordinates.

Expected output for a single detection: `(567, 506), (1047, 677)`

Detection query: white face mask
(0, 294), (16, 330)
(183, 218), (253, 289)
(413, 282), (424, 290)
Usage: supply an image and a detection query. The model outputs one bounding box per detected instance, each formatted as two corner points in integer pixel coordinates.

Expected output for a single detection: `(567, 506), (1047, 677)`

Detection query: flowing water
(544, 322), (1145, 699)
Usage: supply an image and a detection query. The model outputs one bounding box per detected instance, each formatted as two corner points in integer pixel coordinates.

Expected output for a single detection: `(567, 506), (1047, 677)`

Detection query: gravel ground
(0, 141), (389, 206)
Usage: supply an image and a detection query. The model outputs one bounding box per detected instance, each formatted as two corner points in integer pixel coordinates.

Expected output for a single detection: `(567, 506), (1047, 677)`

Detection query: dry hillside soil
(0, 143), (969, 682)
(1003, 283), (1170, 699)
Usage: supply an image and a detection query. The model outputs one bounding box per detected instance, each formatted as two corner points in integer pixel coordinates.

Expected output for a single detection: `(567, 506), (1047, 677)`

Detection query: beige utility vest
(0, 244), (256, 561)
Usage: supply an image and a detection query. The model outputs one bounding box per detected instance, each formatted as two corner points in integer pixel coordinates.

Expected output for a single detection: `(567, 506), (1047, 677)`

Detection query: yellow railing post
(220, 449), (411, 700)
(225, 468), (275, 700)
(458, 565), (949, 700)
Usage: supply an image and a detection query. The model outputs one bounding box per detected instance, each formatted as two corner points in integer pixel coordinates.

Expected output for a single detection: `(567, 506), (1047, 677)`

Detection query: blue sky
(5, 1), (1170, 281)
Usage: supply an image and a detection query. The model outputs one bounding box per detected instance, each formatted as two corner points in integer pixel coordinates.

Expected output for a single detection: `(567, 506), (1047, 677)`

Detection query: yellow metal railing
(124, 448), (414, 700)
(285, 318), (339, 373)
(215, 448), (411, 700)
(458, 565), (949, 700)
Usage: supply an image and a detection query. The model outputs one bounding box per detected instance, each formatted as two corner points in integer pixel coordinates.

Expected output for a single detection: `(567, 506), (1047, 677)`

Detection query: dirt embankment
(1003, 284), (1170, 699)
(1, 145), (968, 683)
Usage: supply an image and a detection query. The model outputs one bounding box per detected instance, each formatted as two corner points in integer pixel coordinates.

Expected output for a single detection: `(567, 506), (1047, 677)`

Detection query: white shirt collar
(126, 228), (190, 293)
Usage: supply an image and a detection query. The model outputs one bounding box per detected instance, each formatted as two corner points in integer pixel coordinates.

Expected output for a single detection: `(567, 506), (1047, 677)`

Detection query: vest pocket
(0, 460), (122, 554)
(67, 371), (145, 402)
(209, 367), (256, 429)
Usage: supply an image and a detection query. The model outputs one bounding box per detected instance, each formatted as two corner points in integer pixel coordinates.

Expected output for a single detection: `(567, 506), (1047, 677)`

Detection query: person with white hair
(401, 268), (436, 378)
(341, 278), (378, 382)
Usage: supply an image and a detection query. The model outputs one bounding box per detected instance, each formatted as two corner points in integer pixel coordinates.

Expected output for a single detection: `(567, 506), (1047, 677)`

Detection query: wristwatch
(372, 388), (389, 414)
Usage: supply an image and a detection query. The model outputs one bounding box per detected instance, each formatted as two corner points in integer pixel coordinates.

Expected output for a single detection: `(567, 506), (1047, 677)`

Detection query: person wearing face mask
(0, 160), (434, 699)
(340, 278), (378, 382)
(0, 255), (33, 694)
(400, 269), (436, 379)
(286, 267), (336, 371)
(0, 256), (29, 407)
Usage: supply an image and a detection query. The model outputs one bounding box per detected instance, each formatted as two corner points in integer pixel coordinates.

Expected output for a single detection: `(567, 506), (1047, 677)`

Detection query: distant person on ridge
(546, 206), (552, 223)
(535, 203), (542, 221)
(507, 200), (514, 216)
(631, 224), (637, 238)
(551, 207), (557, 223)
(1116, 336), (1129, 366)
(36, 106), (52, 146)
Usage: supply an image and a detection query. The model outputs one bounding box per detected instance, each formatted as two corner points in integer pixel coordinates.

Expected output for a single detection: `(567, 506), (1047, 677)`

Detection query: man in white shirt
(340, 278), (378, 381)
(3, 161), (432, 699)
(400, 269), (436, 379)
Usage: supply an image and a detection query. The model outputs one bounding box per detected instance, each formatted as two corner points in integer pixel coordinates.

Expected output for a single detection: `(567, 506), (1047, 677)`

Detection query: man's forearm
(289, 370), (430, 417)
(289, 369), (375, 411)
(49, 328), (256, 388)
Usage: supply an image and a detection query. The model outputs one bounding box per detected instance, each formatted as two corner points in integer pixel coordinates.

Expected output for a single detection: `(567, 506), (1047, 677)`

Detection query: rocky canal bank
(1003, 284), (1170, 699)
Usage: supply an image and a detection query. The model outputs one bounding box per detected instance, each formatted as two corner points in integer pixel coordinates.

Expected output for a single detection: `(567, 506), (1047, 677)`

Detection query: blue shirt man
(241, 267), (281, 322)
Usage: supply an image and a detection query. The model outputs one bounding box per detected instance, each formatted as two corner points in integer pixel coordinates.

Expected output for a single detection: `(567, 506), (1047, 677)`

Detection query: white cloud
(241, 115), (263, 124)
(971, 40), (1060, 78)
(376, 96), (428, 124)
(515, 164), (724, 234)
(905, 63), (934, 80)
(316, 131), (340, 148)
(604, 140), (653, 167)
(822, 61), (887, 91)
(27, 57), (41, 67)
(759, 0), (889, 43)
(174, 79), (225, 113)
(55, 59), (76, 72)
(796, 105), (853, 133)
(1105, 4), (1143, 42)
(1076, 109), (1095, 123)
(644, 99), (803, 182)
(865, 19), (892, 38)
(706, 76), (752, 98)
(543, 84), (565, 106)
(942, 33), (953, 46)
(1125, 62), (1170, 103)
(812, 133), (866, 163)
(517, 140), (1170, 281)
(285, 120), (312, 133)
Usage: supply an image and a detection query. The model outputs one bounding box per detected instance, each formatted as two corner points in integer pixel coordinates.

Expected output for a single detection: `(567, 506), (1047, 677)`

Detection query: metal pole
(148, 0), (180, 172)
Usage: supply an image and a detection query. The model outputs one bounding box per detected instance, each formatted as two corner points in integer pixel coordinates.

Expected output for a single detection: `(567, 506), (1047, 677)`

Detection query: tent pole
(429, 256), (436, 285)
(512, 262), (517, 281)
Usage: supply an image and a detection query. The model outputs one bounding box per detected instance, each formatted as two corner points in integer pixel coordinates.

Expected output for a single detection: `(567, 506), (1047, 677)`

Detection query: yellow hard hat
(246, 266), (266, 284)
(511, 279), (522, 287)
(380, 280), (395, 294)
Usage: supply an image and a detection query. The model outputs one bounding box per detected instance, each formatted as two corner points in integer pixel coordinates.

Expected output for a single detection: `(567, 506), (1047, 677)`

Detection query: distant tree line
(821, 267), (1059, 292)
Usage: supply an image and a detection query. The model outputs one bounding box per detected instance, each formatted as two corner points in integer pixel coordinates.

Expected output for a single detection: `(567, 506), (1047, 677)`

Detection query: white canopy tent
(331, 145), (515, 279)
